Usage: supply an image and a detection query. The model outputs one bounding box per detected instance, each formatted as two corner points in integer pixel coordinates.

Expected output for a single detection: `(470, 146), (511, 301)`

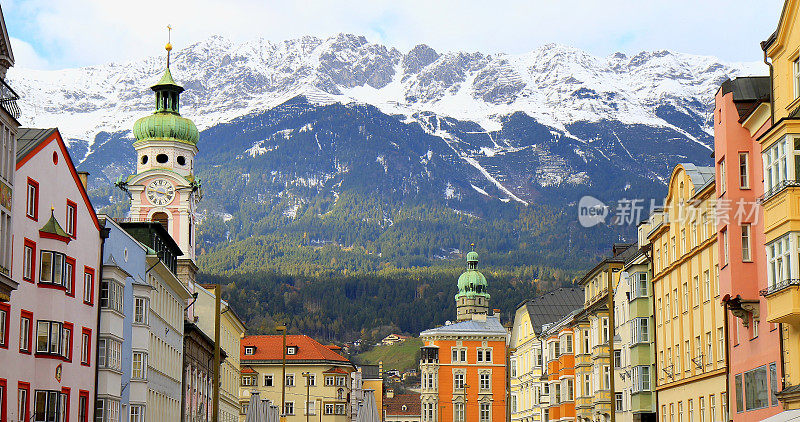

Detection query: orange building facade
(543, 312), (578, 422)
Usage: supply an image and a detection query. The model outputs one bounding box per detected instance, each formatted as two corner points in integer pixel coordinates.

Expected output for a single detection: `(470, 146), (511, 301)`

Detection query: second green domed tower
(455, 246), (490, 321)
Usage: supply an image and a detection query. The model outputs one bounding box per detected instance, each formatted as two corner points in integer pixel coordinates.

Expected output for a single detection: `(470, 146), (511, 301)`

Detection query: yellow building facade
(510, 305), (546, 422)
(759, 0), (800, 410)
(649, 164), (728, 422)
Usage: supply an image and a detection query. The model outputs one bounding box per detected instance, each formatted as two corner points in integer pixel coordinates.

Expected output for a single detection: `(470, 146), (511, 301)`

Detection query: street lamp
(302, 372), (312, 422)
(276, 325), (287, 422)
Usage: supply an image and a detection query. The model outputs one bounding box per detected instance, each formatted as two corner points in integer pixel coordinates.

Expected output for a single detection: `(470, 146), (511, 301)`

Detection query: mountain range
(8, 34), (765, 274)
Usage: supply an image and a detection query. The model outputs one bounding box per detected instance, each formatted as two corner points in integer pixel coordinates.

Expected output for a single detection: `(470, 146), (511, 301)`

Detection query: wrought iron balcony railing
(760, 279), (800, 297)
(761, 180), (800, 203)
(0, 78), (19, 120)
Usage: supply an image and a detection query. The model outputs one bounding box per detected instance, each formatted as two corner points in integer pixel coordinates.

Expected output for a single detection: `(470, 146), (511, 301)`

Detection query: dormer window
(287, 346), (297, 355)
(244, 346), (255, 355)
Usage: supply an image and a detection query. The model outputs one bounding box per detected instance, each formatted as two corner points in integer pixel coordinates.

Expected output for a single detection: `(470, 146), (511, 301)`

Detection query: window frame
(80, 327), (91, 366)
(35, 320), (63, 356)
(19, 310), (32, 354)
(65, 200), (77, 238)
(739, 152), (750, 189)
(22, 238), (35, 282)
(83, 267), (95, 306)
(26, 178), (39, 221)
(0, 303), (8, 349)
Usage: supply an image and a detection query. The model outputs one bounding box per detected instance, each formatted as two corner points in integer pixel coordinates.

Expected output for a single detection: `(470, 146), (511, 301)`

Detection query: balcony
(762, 180), (800, 202)
(761, 279), (800, 324)
(0, 78), (19, 120)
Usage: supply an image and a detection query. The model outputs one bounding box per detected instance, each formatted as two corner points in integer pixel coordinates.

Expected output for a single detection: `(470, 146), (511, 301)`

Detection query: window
(717, 328), (725, 361)
(18, 384), (29, 422)
(283, 402), (294, 415)
(764, 138), (788, 193)
(583, 374), (590, 396)
(132, 352), (147, 379)
(739, 153), (750, 189)
(771, 362), (780, 406)
(632, 366), (651, 392)
(603, 365), (611, 389)
(479, 373), (490, 391)
(96, 398), (120, 422)
(79, 392), (89, 422)
(99, 280), (123, 313)
(83, 269), (94, 305)
(97, 338), (121, 370)
(683, 282), (689, 312)
(0, 304), (7, 349)
(26, 179), (38, 220)
(721, 229), (729, 265)
(510, 359), (517, 378)
(62, 324), (72, 361)
(703, 271), (711, 302)
(706, 332), (713, 365)
(564, 334), (573, 353)
(286, 346), (297, 355)
(689, 399), (694, 422)
(454, 401), (465, 422)
(241, 376), (255, 386)
(36, 320), (62, 355)
(794, 58), (800, 99)
(285, 374), (294, 386)
(23, 239), (35, 281)
(477, 348), (492, 362)
(325, 403), (334, 415)
(454, 372), (465, 389)
(335, 376), (346, 386)
(673, 289), (679, 317)
(479, 402), (490, 422)
(710, 395), (717, 421)
(130, 404), (145, 422)
(39, 251), (71, 289)
(614, 350), (622, 367)
(244, 347), (254, 355)
(740, 224), (752, 262)
(64, 258), (75, 296)
(80, 328), (91, 366)
(665, 293), (671, 322)
(305, 401), (315, 416)
(693, 276), (700, 306)
(737, 365), (770, 411)
(134, 297), (148, 324)
(657, 299), (663, 325)
(65, 201), (76, 237)
(335, 403), (345, 415)
(631, 272), (648, 298)
(720, 158), (727, 193)
(566, 378), (574, 401)
(699, 397), (706, 422)
(615, 392), (623, 411)
(325, 375), (334, 386)
(722, 392), (728, 421)
(34, 390), (63, 422)
(264, 374), (273, 387)
(602, 318), (609, 343)
(583, 330), (589, 353)
(306, 374), (315, 386)
(679, 401), (684, 422)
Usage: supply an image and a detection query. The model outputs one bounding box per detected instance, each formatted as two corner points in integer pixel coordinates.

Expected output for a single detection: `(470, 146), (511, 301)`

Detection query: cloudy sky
(4, 0), (786, 70)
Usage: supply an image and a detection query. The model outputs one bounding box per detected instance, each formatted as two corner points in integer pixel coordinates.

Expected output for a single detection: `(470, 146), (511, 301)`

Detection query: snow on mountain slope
(9, 33), (763, 159)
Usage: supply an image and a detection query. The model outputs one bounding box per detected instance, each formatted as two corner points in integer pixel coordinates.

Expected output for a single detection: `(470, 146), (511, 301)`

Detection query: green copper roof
(152, 68), (184, 92)
(455, 248), (489, 300)
(133, 112), (198, 144)
(40, 210), (69, 238)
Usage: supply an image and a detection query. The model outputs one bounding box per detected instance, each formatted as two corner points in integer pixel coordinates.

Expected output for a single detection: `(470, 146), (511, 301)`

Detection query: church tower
(125, 37), (202, 285)
(455, 245), (490, 321)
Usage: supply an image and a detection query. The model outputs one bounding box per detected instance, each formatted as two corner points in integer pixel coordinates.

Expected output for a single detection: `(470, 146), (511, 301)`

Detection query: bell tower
(455, 244), (490, 321)
(123, 30), (202, 285)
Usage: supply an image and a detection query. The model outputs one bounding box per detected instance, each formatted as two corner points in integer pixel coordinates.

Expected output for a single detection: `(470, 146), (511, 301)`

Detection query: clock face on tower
(146, 179), (175, 206)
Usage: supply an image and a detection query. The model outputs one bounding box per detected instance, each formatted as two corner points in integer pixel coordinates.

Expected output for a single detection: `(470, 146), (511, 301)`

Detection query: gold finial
(471, 243), (475, 251)
(165, 25), (173, 67)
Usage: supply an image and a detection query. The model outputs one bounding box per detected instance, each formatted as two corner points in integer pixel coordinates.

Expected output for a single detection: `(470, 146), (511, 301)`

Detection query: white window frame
(132, 351), (148, 380)
(134, 297), (148, 324)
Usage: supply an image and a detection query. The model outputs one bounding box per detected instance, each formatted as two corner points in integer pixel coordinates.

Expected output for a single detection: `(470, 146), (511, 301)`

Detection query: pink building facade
(0, 128), (102, 422)
(714, 77), (783, 421)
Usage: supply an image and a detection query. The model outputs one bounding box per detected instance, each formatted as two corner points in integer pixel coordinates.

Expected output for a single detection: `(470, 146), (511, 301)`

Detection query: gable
(0, 6), (13, 74)
(766, 0), (800, 57)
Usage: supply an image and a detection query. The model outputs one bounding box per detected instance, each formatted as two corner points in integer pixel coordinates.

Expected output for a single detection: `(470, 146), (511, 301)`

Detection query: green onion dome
(133, 67), (198, 145)
(455, 248), (490, 300)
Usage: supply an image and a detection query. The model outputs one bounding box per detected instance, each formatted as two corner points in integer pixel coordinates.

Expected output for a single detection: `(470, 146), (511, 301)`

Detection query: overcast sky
(3, 0), (786, 70)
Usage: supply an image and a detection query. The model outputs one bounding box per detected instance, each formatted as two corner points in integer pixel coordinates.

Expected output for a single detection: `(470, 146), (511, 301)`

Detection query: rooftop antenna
(165, 24), (173, 68)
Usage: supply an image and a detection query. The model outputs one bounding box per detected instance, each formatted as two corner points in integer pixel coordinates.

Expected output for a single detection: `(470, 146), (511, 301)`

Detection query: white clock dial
(146, 179), (175, 206)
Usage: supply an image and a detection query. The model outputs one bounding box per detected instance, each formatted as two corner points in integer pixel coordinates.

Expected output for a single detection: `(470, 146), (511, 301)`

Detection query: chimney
(77, 171), (89, 189)
(386, 388), (394, 399)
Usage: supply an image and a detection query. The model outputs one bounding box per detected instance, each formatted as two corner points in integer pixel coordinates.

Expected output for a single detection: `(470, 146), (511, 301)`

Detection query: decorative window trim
(0, 303), (8, 349)
(19, 310), (33, 354)
(83, 267), (95, 306)
(80, 327), (91, 366)
(22, 238), (36, 282)
(65, 200), (77, 238)
(26, 178), (38, 221)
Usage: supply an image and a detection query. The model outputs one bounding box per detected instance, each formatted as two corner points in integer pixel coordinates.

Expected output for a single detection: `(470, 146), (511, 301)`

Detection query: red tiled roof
(241, 366), (256, 374)
(326, 344), (343, 351)
(384, 394), (421, 416)
(323, 367), (350, 374)
(241, 335), (351, 363)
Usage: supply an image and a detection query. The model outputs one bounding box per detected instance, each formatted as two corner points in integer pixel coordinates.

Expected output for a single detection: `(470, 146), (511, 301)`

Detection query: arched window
(337, 388), (344, 399)
(152, 212), (169, 231)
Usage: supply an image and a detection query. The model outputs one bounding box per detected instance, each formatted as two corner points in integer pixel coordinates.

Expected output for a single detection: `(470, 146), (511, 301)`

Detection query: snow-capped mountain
(4, 34), (766, 269)
(11, 33), (761, 154)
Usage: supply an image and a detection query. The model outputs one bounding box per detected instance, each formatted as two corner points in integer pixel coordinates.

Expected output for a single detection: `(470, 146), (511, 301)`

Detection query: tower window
(141, 155), (148, 164)
(177, 156), (186, 166)
(156, 154), (168, 164)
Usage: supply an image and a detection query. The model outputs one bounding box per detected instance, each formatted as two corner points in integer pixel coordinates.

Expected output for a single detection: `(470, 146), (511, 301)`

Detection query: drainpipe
(93, 223), (111, 418)
(778, 323), (786, 396)
(643, 245), (658, 418)
(763, 48), (775, 125)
